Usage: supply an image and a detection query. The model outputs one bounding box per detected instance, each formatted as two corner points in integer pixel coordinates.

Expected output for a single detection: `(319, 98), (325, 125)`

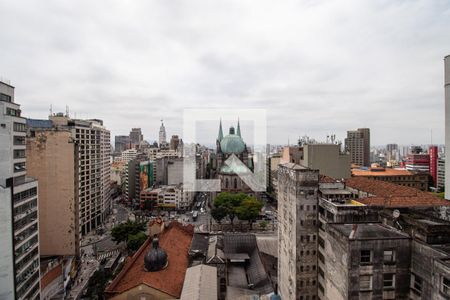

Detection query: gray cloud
(0, 0), (449, 146)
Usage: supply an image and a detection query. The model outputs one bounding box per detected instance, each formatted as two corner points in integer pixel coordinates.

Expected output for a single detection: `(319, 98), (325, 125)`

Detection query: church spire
(237, 118), (241, 137)
(218, 119), (223, 141)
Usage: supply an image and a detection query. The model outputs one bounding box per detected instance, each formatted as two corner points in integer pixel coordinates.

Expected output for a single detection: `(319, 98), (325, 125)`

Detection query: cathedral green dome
(220, 126), (246, 154)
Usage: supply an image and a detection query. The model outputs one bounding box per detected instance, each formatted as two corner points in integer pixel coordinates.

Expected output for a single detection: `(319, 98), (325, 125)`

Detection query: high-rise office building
(445, 55), (450, 199)
(278, 163), (319, 299)
(28, 114), (112, 236)
(129, 128), (143, 145)
(345, 128), (370, 167)
(0, 80), (41, 300)
(115, 135), (131, 153)
(170, 134), (180, 151)
(159, 120), (167, 146)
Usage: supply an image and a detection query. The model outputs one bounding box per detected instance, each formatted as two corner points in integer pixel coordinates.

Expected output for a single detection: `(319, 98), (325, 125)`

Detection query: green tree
(111, 220), (146, 244)
(211, 206), (227, 224)
(214, 192), (248, 226)
(235, 196), (264, 230)
(127, 232), (148, 251)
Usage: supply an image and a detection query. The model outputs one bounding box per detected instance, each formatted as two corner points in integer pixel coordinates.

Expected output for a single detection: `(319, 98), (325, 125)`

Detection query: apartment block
(0, 80), (41, 300)
(26, 126), (79, 256)
(277, 163), (319, 300)
(345, 128), (370, 167)
(27, 114), (111, 236)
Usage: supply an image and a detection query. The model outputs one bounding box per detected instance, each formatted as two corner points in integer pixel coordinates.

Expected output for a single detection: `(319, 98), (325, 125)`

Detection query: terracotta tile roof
(319, 174), (339, 183)
(345, 177), (450, 207)
(352, 168), (414, 177)
(105, 222), (194, 298)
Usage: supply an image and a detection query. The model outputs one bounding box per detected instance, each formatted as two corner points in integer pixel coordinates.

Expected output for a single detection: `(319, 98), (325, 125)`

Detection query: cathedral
(211, 119), (254, 193)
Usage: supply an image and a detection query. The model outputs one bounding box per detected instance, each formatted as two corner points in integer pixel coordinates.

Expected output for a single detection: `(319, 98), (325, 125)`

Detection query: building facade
(437, 157), (445, 192)
(0, 80), (41, 300)
(26, 126), (80, 256)
(281, 143), (351, 179)
(129, 128), (143, 145)
(28, 114), (112, 236)
(430, 146), (438, 187)
(351, 166), (429, 191)
(159, 121), (167, 147)
(345, 128), (370, 167)
(277, 163), (319, 299)
(114, 135), (131, 153)
(445, 55), (450, 199)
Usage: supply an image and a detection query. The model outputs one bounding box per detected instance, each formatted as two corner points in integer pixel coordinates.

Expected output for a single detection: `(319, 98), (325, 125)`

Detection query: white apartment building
(121, 148), (138, 163)
(0, 80), (41, 300)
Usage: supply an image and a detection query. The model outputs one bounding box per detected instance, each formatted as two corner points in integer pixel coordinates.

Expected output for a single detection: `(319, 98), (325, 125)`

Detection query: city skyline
(1, 1), (450, 145)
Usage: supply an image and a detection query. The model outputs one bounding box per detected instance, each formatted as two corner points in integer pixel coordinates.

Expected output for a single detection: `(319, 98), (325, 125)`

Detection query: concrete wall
(27, 130), (78, 256)
(348, 238), (411, 300)
(411, 240), (448, 300)
(168, 158), (183, 185)
(303, 144), (351, 179)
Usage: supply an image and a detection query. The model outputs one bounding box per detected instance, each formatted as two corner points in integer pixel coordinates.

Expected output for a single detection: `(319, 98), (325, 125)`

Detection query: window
(13, 122), (26, 132)
(360, 275), (372, 291)
(383, 250), (395, 263)
(0, 93), (12, 102)
(13, 136), (25, 145)
(383, 273), (395, 289)
(442, 276), (450, 296)
(14, 162), (26, 173)
(6, 107), (20, 116)
(411, 273), (422, 295)
(360, 250), (372, 264)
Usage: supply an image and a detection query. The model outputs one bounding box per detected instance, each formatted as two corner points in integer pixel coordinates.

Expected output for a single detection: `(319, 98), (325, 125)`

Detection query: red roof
(105, 222), (194, 298)
(345, 177), (450, 207)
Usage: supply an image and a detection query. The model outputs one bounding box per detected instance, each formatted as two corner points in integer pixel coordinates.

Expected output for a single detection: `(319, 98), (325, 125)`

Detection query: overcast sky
(1, 0), (449, 146)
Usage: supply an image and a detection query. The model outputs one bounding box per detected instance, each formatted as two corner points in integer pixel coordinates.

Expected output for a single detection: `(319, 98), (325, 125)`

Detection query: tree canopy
(111, 220), (146, 244)
(127, 232), (148, 251)
(235, 197), (264, 225)
(211, 206), (227, 223)
(213, 192), (263, 227)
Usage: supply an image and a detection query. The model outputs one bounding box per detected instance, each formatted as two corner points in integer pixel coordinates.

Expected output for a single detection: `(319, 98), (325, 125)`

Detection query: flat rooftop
(332, 223), (409, 240)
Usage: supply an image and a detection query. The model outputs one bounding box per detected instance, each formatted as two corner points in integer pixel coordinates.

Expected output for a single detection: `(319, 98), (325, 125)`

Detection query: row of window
(14, 149), (25, 159)
(0, 93), (12, 102)
(13, 122), (26, 132)
(6, 107), (21, 116)
(300, 234), (317, 243)
(14, 135), (26, 145)
(360, 249), (395, 264)
(13, 187), (37, 204)
(360, 273), (395, 291)
(299, 204), (317, 211)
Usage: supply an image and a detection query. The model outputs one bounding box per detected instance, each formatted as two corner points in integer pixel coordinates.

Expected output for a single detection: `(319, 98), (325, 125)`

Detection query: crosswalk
(97, 249), (120, 261)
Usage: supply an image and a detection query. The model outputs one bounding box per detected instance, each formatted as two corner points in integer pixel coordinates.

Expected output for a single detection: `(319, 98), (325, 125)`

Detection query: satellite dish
(393, 210), (400, 219)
